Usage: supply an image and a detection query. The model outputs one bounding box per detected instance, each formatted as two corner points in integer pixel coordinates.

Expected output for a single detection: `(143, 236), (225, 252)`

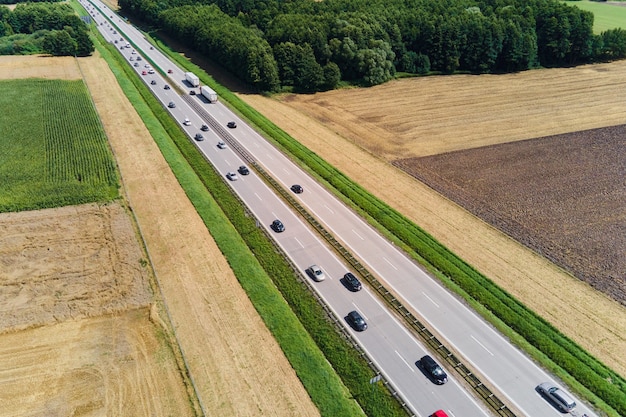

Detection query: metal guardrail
(182, 93), (517, 417)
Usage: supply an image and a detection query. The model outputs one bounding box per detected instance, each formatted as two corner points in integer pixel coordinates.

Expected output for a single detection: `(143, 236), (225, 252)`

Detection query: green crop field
(0, 79), (118, 213)
(566, 1), (626, 33)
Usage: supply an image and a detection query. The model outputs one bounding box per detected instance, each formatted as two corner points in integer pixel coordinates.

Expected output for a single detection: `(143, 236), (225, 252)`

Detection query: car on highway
(148, 69), (155, 74)
(167, 69), (173, 74)
(150, 80), (156, 85)
(144, 64), (150, 68)
(271, 219), (285, 233)
(346, 310), (367, 331)
(536, 382), (576, 413)
(194, 133), (204, 141)
(141, 70), (147, 75)
(226, 172), (238, 181)
(290, 184), (303, 194)
(342, 272), (362, 291)
(136, 56), (142, 61)
(164, 84), (170, 90)
(419, 355), (448, 385)
(217, 141), (227, 149)
(134, 62), (139, 67)
(168, 101), (176, 108)
(306, 265), (325, 282)
(227, 121), (237, 128)
(200, 124), (209, 131)
(430, 411), (448, 417)
(183, 118), (191, 126)
(131, 50), (136, 54)
(190, 90), (196, 95)
(238, 165), (250, 175)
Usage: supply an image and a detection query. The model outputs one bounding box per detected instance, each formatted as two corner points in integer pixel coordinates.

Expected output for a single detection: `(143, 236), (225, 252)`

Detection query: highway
(81, 2), (599, 417)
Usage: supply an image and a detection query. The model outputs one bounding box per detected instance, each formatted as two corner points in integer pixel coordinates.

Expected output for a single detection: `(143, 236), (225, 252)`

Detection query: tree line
(120, 0), (626, 92)
(0, 3), (93, 56)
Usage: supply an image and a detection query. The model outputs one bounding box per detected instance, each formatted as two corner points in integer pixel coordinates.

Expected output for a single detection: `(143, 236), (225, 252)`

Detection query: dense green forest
(0, 3), (93, 56)
(119, 0), (626, 91)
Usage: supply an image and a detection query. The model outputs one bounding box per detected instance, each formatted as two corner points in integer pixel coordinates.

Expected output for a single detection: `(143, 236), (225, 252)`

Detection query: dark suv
(419, 355), (448, 385)
(271, 219), (285, 233)
(343, 272), (362, 291)
(346, 310), (367, 331)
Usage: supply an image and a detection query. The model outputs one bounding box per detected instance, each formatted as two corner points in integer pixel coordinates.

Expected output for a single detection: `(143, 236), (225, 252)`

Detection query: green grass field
(0, 79), (119, 213)
(565, 0), (626, 33)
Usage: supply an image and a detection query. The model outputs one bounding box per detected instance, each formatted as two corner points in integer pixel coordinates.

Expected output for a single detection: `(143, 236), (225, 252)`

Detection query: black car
(200, 124), (209, 131)
(238, 165), (250, 175)
(343, 272), (362, 292)
(168, 101), (176, 108)
(150, 80), (157, 85)
(271, 219), (285, 233)
(194, 133), (204, 141)
(290, 184), (303, 194)
(419, 355), (448, 385)
(346, 310), (367, 331)
(227, 121), (237, 128)
(190, 90), (196, 95)
(164, 84), (170, 90)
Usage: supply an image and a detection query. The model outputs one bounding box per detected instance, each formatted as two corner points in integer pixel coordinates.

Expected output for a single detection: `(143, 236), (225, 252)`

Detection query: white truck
(200, 85), (218, 103)
(185, 72), (200, 87)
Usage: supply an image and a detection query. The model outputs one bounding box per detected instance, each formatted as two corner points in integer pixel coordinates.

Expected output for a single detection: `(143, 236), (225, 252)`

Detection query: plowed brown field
(237, 60), (626, 378)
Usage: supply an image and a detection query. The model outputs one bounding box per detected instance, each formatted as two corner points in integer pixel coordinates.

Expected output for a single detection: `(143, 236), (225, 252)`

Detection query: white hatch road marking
(382, 257), (398, 270)
(352, 229), (365, 240)
(293, 237), (305, 249)
(254, 192), (262, 201)
(471, 335), (494, 356)
(422, 292), (439, 308)
(324, 204), (334, 214)
(395, 350), (415, 372)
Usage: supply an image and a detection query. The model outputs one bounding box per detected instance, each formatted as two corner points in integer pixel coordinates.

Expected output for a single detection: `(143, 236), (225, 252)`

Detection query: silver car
(537, 382), (576, 413)
(306, 265), (325, 282)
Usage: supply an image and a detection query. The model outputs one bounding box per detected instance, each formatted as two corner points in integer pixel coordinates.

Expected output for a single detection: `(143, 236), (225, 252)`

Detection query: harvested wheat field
(0, 54), (318, 417)
(0, 201), (194, 417)
(237, 60), (626, 378)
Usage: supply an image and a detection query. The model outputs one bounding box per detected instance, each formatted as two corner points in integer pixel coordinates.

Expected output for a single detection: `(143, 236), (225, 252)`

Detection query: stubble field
(237, 60), (626, 378)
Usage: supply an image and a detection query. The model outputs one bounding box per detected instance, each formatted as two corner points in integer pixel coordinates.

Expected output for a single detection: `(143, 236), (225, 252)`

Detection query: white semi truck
(200, 85), (218, 103)
(185, 72), (200, 87)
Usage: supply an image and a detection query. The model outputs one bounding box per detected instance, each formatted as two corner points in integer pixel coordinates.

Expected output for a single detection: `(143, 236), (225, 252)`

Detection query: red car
(431, 411), (448, 417)
(141, 70), (147, 75)
(167, 69), (173, 74)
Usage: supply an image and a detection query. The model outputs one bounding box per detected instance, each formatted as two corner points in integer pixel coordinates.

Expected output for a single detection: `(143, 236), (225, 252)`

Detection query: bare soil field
(395, 125), (626, 305)
(236, 61), (626, 378)
(0, 54), (318, 416)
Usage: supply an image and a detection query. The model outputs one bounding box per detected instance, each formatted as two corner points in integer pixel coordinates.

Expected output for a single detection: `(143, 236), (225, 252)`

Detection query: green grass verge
(91, 24), (406, 417)
(565, 0), (626, 33)
(148, 31), (626, 417)
(0, 78), (119, 213)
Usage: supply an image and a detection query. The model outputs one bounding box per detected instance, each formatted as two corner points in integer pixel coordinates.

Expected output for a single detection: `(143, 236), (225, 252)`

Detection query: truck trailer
(185, 72), (200, 87)
(200, 85), (218, 103)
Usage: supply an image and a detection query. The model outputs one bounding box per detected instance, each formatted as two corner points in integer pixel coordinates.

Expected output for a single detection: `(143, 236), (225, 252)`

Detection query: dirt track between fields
(237, 61), (626, 378)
